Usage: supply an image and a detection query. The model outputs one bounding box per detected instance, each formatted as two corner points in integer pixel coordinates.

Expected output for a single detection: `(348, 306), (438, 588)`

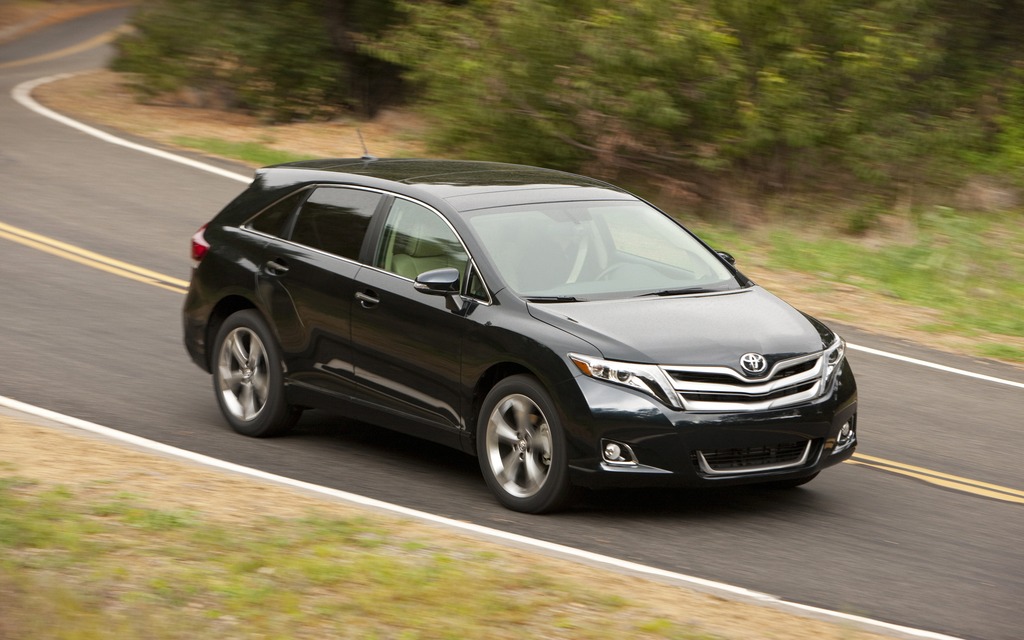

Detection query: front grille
(668, 358), (817, 387)
(684, 381), (818, 405)
(663, 352), (824, 412)
(695, 440), (814, 476)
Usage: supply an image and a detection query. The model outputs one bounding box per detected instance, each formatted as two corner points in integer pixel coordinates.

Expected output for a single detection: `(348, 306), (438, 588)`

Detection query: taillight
(191, 224), (210, 263)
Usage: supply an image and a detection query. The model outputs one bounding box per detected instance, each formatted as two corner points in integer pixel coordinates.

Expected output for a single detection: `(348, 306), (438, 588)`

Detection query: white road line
(0, 394), (962, 640)
(12, 74), (251, 184)
(847, 343), (1024, 390)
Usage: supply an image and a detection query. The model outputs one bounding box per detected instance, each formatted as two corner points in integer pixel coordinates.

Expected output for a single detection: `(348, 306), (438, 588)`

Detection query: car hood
(527, 286), (832, 367)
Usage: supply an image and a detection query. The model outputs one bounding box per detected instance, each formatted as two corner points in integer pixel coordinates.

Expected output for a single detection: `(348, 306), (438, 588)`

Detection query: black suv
(183, 159), (857, 513)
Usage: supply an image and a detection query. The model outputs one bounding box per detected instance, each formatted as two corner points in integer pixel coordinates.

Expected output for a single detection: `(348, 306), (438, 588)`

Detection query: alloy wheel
(216, 327), (270, 422)
(484, 393), (553, 498)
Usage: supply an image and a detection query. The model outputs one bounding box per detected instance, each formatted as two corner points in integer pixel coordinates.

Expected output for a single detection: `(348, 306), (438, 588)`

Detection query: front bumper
(559, 361), (858, 489)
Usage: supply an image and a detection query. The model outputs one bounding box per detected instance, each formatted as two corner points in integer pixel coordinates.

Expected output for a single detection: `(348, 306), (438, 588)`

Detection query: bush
(369, 0), (1024, 217)
(115, 0), (351, 121)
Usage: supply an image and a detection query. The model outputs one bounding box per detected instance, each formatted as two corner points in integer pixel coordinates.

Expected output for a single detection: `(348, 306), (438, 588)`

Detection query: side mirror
(414, 267), (461, 294)
(716, 250), (736, 266)
(414, 267), (464, 312)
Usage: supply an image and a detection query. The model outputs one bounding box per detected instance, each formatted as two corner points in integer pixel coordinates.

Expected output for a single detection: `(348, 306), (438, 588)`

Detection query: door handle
(264, 259), (289, 275)
(355, 290), (380, 307)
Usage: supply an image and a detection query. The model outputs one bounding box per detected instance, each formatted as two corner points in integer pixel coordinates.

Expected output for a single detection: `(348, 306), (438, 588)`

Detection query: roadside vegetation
(4, 479), (674, 639)
(106, 0), (1024, 364)
(0, 420), (895, 640)
(114, 0), (1024, 203)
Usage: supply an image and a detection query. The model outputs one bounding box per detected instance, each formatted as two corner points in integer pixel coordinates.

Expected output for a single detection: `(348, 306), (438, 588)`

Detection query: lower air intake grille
(695, 440), (814, 476)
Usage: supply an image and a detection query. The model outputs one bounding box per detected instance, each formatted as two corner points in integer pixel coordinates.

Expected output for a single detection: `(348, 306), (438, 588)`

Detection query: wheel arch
(204, 295), (259, 370)
(468, 362), (534, 444)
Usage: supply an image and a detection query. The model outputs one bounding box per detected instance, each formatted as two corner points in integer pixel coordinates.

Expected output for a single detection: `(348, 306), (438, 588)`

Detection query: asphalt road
(1, 9), (1022, 640)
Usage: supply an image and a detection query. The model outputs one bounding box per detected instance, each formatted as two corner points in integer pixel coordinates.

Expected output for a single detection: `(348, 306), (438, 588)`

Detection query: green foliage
(116, 0), (1024, 215)
(368, 0), (745, 175)
(367, 0), (1024, 213)
(114, 0), (375, 121)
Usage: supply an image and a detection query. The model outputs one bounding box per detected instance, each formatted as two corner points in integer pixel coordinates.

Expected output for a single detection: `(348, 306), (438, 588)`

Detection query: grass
(0, 474), (726, 640)
(692, 208), (1024, 363)
(171, 136), (315, 166)
(765, 210), (1024, 337)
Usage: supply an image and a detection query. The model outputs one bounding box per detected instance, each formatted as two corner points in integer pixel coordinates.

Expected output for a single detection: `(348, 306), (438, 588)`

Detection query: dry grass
(35, 69), (429, 161)
(0, 417), (897, 640)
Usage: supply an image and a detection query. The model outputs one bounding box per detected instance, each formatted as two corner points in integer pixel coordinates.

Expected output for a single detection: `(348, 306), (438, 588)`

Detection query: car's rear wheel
(477, 375), (574, 513)
(212, 310), (299, 437)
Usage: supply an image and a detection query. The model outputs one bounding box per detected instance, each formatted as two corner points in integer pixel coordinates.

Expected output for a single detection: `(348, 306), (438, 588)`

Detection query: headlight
(824, 337), (846, 382)
(569, 353), (679, 408)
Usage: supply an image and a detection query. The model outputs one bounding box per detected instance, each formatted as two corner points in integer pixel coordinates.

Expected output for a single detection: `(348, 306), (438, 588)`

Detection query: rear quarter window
(247, 190), (308, 238)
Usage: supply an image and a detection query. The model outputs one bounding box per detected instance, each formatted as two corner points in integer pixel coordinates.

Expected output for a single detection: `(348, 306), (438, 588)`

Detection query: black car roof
(261, 159), (635, 211)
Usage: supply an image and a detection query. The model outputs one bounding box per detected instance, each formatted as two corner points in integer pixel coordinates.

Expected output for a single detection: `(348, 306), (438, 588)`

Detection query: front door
(350, 197), (472, 437)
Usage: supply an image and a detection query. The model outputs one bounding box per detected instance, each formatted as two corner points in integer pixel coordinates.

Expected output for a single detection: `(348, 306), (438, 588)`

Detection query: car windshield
(464, 200), (743, 300)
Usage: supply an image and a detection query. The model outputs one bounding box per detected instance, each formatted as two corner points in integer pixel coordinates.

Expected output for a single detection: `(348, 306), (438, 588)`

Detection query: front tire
(477, 375), (575, 514)
(212, 310), (298, 437)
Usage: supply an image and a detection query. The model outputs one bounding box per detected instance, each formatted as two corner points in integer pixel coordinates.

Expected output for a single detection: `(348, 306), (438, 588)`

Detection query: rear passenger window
(290, 187), (381, 260)
(248, 190), (307, 237)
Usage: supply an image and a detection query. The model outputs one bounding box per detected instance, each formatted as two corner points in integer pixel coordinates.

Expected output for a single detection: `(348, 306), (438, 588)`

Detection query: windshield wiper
(635, 287), (716, 298)
(524, 295), (585, 303)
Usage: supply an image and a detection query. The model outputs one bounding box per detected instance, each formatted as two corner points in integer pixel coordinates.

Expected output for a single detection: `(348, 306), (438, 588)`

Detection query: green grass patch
(0, 475), (734, 640)
(699, 208), (1024, 362)
(171, 136), (316, 166)
(778, 215), (1022, 333)
(976, 343), (1024, 362)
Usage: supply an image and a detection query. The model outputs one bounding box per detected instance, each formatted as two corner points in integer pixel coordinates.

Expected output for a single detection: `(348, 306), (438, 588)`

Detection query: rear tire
(477, 375), (575, 513)
(211, 310), (299, 437)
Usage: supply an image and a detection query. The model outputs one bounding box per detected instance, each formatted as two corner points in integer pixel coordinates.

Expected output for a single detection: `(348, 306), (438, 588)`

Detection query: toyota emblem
(740, 353), (767, 375)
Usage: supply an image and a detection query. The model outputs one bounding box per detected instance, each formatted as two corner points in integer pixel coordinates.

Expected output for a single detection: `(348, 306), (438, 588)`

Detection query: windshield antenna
(356, 129), (377, 162)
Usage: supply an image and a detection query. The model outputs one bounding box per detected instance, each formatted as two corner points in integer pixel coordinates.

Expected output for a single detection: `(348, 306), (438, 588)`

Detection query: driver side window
(375, 199), (469, 282)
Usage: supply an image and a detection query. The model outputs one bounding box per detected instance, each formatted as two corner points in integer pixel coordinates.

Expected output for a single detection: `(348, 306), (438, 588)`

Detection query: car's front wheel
(477, 375), (575, 514)
(212, 309), (299, 437)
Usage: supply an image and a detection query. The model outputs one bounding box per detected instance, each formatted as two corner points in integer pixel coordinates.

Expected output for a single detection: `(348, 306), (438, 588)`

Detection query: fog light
(832, 419), (856, 454)
(604, 442), (621, 460)
(601, 439), (638, 467)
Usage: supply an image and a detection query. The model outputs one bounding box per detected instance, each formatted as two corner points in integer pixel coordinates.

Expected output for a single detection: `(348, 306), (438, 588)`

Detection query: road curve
(0, 9), (1021, 640)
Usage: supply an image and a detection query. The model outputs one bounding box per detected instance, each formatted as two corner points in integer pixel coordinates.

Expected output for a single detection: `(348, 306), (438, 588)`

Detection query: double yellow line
(0, 220), (189, 294)
(849, 453), (1024, 505)
(2, 219), (1022, 506)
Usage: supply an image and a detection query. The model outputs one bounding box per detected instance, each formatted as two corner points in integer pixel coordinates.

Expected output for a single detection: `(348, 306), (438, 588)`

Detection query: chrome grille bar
(662, 351), (825, 412)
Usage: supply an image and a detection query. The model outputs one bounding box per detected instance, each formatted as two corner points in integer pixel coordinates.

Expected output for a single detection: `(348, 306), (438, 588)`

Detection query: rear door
(253, 185), (383, 397)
